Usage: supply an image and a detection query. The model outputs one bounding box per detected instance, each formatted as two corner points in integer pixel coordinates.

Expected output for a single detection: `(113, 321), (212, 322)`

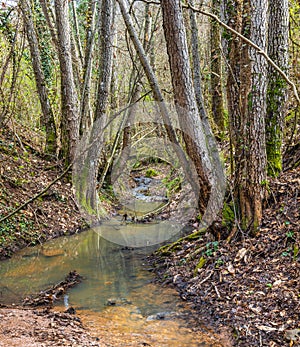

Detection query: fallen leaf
(234, 248), (247, 262)
(256, 325), (277, 332)
(285, 329), (300, 341)
(227, 263), (235, 274)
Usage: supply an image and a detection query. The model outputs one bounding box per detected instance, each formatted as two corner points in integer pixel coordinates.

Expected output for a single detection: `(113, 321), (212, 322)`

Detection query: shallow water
(0, 222), (225, 346)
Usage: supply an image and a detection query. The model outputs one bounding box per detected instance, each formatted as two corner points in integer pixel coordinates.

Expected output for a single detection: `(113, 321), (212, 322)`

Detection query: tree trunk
(75, 0), (116, 218)
(54, 0), (80, 164)
(39, 0), (59, 51)
(210, 0), (225, 131)
(80, 0), (98, 133)
(117, 0), (201, 202)
(226, 0), (267, 233)
(161, 0), (213, 214)
(266, 0), (289, 176)
(188, 0), (226, 220)
(20, 0), (57, 155)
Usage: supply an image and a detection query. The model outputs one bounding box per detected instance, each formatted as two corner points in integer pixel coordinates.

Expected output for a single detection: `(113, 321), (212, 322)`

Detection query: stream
(0, 227), (224, 346)
(0, 176), (224, 346)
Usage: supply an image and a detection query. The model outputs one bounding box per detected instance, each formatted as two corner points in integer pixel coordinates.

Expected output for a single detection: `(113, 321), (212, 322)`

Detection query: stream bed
(0, 222), (226, 347)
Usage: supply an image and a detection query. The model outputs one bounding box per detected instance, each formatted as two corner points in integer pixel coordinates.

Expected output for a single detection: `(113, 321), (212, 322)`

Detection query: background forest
(0, 0), (299, 236)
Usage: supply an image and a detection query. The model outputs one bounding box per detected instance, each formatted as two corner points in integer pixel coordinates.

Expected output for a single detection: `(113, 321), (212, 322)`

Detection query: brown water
(0, 224), (227, 346)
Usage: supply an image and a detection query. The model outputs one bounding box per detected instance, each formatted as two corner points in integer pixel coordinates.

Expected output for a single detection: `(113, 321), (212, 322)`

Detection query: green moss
(222, 202), (235, 228)
(145, 168), (159, 178)
(266, 74), (287, 177)
(45, 131), (57, 155)
(194, 256), (206, 276)
(162, 176), (182, 195)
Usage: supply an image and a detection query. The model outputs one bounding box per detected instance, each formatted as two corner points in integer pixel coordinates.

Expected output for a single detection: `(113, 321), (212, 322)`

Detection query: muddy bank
(0, 307), (100, 347)
(149, 168), (300, 347)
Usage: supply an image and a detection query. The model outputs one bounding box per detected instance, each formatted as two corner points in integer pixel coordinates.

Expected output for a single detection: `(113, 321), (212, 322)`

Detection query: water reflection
(0, 228), (177, 313)
(94, 218), (182, 248)
(0, 226), (225, 347)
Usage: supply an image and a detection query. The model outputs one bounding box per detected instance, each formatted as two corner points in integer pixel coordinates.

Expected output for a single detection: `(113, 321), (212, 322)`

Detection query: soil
(0, 308), (100, 347)
(0, 124), (299, 346)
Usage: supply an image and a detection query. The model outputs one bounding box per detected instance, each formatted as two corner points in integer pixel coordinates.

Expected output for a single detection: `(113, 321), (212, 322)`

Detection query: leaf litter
(149, 167), (299, 347)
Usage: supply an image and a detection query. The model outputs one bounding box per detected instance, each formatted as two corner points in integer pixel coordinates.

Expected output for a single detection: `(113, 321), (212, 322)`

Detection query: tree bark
(54, 0), (80, 164)
(266, 0), (289, 176)
(161, 0), (214, 214)
(20, 0), (57, 155)
(210, 0), (225, 131)
(226, 0), (267, 233)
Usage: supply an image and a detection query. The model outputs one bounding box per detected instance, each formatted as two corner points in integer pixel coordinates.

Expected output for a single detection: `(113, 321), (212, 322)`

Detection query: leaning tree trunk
(266, 0), (289, 176)
(188, 0), (226, 219)
(20, 0), (57, 155)
(75, 0), (115, 218)
(226, 0), (268, 233)
(117, 0), (201, 201)
(161, 0), (214, 214)
(54, 0), (80, 164)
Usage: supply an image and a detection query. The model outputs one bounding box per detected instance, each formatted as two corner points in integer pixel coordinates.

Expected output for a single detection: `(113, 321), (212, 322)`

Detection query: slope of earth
(149, 167), (300, 347)
(0, 126), (86, 259)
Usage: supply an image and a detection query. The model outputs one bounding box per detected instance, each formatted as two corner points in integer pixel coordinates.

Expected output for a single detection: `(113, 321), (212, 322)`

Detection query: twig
(199, 270), (214, 285)
(185, 244), (206, 262)
(214, 284), (221, 298)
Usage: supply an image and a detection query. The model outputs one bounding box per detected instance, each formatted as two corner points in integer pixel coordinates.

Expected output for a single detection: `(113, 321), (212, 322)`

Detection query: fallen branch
(0, 164), (72, 224)
(199, 270), (214, 285)
(157, 226), (207, 255)
(22, 270), (82, 307)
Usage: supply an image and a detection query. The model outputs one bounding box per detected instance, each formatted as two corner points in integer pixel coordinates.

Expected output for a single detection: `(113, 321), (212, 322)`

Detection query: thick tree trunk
(188, 0), (226, 220)
(77, 0), (115, 217)
(266, 0), (289, 176)
(226, 0), (267, 233)
(20, 0), (57, 155)
(54, 0), (80, 164)
(161, 0), (213, 214)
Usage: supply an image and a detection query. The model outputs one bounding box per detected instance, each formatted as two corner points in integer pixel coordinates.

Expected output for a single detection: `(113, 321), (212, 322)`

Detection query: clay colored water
(0, 224), (226, 346)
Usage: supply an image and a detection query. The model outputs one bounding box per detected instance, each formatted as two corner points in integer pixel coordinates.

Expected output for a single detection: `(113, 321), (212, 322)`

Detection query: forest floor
(149, 167), (300, 347)
(0, 125), (299, 346)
